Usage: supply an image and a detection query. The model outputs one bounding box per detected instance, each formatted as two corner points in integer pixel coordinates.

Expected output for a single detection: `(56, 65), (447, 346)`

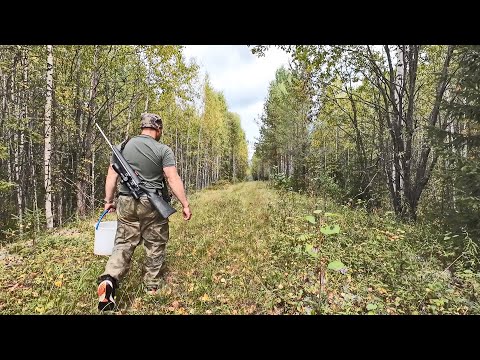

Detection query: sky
(182, 45), (292, 160)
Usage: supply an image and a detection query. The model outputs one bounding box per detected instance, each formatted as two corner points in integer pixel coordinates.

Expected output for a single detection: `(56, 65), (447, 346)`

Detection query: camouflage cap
(140, 112), (163, 130)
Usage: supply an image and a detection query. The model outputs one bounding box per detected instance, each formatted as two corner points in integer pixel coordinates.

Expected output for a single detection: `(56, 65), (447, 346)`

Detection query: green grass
(1, 181), (479, 314)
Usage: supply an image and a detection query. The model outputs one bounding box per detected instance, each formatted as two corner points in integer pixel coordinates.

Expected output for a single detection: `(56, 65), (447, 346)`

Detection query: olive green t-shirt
(110, 135), (176, 193)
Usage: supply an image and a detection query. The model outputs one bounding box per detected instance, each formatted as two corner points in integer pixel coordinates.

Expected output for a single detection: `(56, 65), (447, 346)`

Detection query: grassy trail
(1, 181), (478, 314)
(0, 182), (282, 314)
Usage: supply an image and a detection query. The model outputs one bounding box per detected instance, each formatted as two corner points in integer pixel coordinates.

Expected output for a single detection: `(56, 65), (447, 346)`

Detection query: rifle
(95, 123), (177, 219)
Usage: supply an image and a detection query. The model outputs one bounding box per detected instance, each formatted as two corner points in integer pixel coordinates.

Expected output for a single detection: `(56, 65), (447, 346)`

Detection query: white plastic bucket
(94, 210), (117, 256)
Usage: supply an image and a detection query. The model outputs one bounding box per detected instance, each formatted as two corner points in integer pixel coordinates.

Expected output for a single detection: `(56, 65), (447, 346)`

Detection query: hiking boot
(97, 275), (117, 312)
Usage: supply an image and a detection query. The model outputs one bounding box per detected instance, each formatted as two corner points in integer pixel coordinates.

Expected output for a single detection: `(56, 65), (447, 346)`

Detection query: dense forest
(1, 45), (479, 315)
(0, 45), (249, 239)
(251, 45), (479, 267)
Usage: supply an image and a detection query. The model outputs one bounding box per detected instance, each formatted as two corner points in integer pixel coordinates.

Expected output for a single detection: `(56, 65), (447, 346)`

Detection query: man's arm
(163, 165), (192, 220)
(104, 165), (119, 212)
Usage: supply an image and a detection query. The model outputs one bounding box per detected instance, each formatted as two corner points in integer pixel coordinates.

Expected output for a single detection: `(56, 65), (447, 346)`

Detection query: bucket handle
(95, 209), (110, 230)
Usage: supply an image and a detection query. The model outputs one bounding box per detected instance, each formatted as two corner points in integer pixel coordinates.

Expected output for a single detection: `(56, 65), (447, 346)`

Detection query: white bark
(7, 137), (12, 184)
(184, 114), (191, 191)
(44, 45), (54, 229)
(13, 64), (23, 234)
(196, 122), (202, 189)
(9, 50), (24, 234)
(29, 118), (39, 233)
(91, 150), (95, 210)
(392, 45), (405, 196)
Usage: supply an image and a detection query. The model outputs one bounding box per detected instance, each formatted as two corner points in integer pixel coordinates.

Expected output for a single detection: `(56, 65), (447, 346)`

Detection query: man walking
(97, 113), (192, 311)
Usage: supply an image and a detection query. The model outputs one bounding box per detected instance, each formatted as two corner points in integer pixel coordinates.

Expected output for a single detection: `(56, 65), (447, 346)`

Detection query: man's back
(115, 135), (175, 192)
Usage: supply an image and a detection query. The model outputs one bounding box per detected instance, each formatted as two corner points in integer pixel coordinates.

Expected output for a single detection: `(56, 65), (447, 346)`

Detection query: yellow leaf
(377, 287), (388, 294)
(176, 308), (187, 315)
(54, 280), (62, 287)
(164, 287), (172, 296)
(199, 293), (211, 302)
(35, 306), (45, 314)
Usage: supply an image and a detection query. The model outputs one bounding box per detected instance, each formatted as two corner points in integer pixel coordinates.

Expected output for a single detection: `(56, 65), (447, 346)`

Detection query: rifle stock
(141, 187), (177, 219)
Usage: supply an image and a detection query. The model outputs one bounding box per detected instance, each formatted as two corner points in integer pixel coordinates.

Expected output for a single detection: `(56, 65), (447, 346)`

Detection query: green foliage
(224, 112), (249, 181)
(312, 172), (346, 200)
(264, 183), (480, 314)
(305, 244), (319, 259)
(305, 216), (316, 224)
(433, 45), (480, 243)
(0, 143), (7, 160)
(320, 224), (340, 235)
(0, 45), (249, 235)
(253, 44), (478, 259)
(253, 65), (313, 192)
(327, 260), (345, 271)
(0, 144), (12, 193)
(324, 212), (341, 217)
(0, 181), (14, 192)
(270, 169), (293, 191)
(1, 182), (479, 315)
(206, 179), (231, 190)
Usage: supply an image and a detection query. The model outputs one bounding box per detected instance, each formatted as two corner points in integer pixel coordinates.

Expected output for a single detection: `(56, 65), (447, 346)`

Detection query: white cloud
(182, 45), (291, 159)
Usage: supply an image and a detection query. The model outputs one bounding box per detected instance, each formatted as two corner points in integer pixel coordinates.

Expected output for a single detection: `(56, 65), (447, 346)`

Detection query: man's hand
(105, 201), (116, 213)
(164, 166), (191, 221)
(182, 205), (192, 221)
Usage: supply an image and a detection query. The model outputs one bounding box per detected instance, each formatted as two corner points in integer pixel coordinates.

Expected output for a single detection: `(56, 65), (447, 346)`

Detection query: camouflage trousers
(100, 195), (169, 290)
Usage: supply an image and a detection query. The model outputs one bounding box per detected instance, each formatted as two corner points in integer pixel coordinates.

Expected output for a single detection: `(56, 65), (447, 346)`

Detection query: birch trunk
(44, 45), (54, 229)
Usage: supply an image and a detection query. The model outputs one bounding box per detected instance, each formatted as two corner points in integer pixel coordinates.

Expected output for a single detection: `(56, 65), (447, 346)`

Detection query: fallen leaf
(132, 299), (142, 309)
(199, 293), (212, 302)
(273, 306), (283, 315)
(35, 306), (45, 314)
(164, 287), (172, 296)
(377, 287), (388, 295)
